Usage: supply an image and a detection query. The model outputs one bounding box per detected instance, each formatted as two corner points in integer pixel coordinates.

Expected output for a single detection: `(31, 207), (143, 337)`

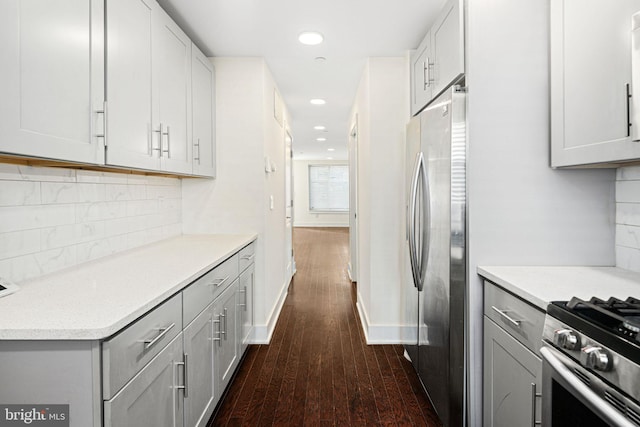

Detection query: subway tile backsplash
(617, 165), (640, 272)
(0, 164), (182, 283)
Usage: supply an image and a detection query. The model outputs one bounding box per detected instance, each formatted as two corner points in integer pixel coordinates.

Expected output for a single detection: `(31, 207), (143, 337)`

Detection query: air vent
(573, 368), (590, 386)
(605, 390), (626, 413)
(627, 407), (640, 426)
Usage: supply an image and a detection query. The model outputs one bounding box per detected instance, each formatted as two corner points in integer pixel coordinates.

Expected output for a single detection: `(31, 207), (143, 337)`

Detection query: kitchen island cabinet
(0, 234), (256, 427)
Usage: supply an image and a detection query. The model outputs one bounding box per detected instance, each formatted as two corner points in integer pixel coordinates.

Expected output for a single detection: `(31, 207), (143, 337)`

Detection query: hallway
(210, 227), (441, 426)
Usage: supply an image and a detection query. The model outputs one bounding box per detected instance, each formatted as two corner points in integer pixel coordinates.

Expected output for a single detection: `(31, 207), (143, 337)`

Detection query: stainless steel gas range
(541, 297), (640, 426)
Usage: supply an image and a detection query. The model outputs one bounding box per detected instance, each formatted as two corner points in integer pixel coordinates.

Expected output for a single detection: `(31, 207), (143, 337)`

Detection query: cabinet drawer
(238, 242), (256, 273)
(104, 332), (184, 427)
(484, 280), (545, 355)
(102, 292), (182, 400)
(183, 254), (239, 326)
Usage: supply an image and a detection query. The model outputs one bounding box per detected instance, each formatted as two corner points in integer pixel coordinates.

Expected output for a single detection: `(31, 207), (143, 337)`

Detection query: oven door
(540, 345), (638, 427)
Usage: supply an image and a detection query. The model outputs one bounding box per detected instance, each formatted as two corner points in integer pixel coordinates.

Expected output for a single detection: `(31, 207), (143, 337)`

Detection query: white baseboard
(355, 292), (404, 344)
(347, 262), (356, 282)
(251, 276), (290, 344)
(293, 223), (349, 228)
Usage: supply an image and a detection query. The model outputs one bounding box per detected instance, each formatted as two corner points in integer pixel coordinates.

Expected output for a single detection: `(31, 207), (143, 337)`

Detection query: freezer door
(403, 116), (421, 365)
(417, 87), (466, 427)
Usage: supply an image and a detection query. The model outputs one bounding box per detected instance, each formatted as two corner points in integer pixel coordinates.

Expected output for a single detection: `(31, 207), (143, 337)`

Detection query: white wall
(0, 163), (182, 283)
(293, 159), (349, 228)
(182, 57), (291, 343)
(466, 0), (616, 424)
(349, 57), (409, 343)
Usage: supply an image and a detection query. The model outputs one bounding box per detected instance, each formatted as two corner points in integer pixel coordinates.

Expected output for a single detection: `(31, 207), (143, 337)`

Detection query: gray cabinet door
(550, 0), (640, 167)
(105, 0), (160, 171)
(191, 44), (216, 177)
(238, 264), (254, 355)
(154, 6), (193, 175)
(483, 317), (542, 427)
(213, 280), (239, 396)
(104, 333), (185, 427)
(183, 304), (215, 427)
(0, 0), (105, 164)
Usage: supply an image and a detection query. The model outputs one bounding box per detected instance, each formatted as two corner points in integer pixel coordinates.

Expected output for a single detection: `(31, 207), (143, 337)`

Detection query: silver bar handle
(95, 101), (107, 144)
(239, 287), (247, 310)
(491, 306), (522, 327)
(153, 123), (163, 156)
(210, 275), (230, 287)
(627, 83), (632, 138)
(194, 138), (201, 163)
(423, 61), (429, 90)
(224, 307), (229, 341)
(213, 315), (222, 345)
(418, 151), (429, 292)
(530, 382), (541, 426)
(143, 323), (175, 349)
(240, 254), (255, 261)
(176, 354), (188, 397)
(408, 153), (422, 290)
(163, 126), (170, 158)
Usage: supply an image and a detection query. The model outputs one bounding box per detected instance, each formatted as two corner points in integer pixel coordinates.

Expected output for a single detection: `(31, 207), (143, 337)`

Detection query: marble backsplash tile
(616, 166), (640, 272)
(0, 164), (182, 283)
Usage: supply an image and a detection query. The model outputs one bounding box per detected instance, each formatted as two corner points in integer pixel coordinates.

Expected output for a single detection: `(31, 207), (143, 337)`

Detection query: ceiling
(157, 0), (446, 160)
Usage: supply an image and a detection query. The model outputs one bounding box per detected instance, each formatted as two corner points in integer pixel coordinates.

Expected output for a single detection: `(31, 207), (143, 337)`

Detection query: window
(308, 164), (349, 212)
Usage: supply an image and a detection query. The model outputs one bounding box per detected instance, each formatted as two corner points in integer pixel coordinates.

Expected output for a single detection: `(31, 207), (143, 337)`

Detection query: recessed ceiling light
(298, 31), (324, 46)
(327, 148), (335, 152)
(327, 157), (334, 160)
(310, 98), (326, 105)
(315, 56), (327, 62)
(316, 137), (326, 142)
(314, 125), (326, 130)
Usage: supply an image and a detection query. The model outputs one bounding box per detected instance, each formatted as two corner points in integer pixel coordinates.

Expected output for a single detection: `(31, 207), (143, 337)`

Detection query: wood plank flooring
(209, 227), (441, 426)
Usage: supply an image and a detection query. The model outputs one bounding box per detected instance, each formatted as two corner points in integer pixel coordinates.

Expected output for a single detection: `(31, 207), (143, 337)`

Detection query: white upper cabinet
(410, 0), (464, 116)
(191, 45), (216, 178)
(551, 0), (640, 167)
(0, 0), (105, 164)
(106, 0), (159, 171)
(107, 0), (193, 174)
(155, 9), (193, 175)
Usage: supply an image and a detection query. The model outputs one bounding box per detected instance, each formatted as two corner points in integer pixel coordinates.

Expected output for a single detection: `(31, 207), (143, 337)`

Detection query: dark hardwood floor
(209, 227), (441, 426)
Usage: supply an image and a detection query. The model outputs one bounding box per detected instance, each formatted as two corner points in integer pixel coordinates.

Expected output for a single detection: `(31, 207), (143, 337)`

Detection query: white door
(285, 130), (295, 279)
(0, 0), (105, 164)
(155, 8), (192, 174)
(213, 281), (238, 396)
(191, 45), (216, 177)
(348, 121), (358, 282)
(431, 0), (464, 97)
(106, 0), (160, 171)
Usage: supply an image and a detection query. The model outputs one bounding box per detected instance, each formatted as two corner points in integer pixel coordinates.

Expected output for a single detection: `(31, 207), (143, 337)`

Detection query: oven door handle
(540, 346), (637, 427)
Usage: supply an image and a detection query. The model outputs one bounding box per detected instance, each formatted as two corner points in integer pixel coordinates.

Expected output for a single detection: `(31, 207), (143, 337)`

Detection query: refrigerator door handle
(408, 153), (422, 290)
(417, 153), (430, 292)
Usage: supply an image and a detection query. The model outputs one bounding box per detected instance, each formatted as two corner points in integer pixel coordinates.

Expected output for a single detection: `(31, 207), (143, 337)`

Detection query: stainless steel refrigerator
(404, 86), (466, 427)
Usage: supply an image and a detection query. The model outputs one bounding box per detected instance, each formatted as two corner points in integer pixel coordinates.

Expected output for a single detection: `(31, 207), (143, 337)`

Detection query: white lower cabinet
(483, 281), (543, 427)
(104, 332), (185, 427)
(238, 263), (254, 355)
(183, 304), (215, 427)
(214, 280), (240, 394)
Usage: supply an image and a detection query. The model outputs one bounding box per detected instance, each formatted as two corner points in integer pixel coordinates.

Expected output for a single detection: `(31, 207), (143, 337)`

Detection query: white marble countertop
(0, 234), (257, 340)
(477, 266), (640, 311)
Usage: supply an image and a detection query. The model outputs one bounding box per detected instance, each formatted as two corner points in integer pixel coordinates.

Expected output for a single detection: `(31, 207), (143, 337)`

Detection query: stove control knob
(580, 346), (612, 372)
(553, 329), (581, 350)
